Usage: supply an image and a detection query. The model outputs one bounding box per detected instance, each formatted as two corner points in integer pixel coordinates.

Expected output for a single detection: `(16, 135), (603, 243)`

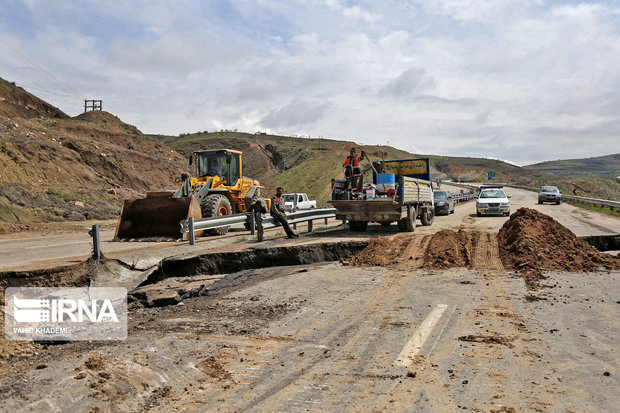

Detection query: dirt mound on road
(343, 230), (504, 271)
(498, 207), (620, 287)
(424, 229), (474, 269)
(341, 235), (413, 267)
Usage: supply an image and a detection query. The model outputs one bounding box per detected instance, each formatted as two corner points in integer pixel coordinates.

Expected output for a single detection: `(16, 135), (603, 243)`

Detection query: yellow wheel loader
(114, 149), (268, 240)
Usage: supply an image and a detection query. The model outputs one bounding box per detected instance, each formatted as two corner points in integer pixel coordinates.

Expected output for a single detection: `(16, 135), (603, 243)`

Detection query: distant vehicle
(434, 190), (454, 215)
(538, 186), (562, 205)
(283, 193), (316, 211)
(476, 186), (510, 217)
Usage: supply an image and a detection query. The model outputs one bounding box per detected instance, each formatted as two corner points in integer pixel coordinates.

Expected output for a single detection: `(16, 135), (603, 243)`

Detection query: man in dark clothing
(343, 147), (365, 191)
(271, 187), (298, 238)
(207, 159), (222, 176)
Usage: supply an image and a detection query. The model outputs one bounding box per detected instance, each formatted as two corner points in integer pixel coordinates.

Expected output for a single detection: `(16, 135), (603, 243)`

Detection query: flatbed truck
(329, 158), (434, 232)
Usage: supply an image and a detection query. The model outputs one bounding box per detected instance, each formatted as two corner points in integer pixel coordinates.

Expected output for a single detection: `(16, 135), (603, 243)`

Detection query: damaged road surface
(1, 263), (619, 410)
(1, 209), (619, 412)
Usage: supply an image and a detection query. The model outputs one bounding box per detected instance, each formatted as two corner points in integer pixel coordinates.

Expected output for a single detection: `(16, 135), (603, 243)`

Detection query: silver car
(538, 186), (561, 205)
(476, 186), (511, 216)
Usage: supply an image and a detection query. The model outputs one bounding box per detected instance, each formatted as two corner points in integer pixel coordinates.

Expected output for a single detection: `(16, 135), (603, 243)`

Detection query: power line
(0, 39), (81, 99)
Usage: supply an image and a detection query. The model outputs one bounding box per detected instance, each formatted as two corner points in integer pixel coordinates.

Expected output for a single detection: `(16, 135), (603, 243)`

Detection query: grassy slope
(156, 132), (417, 205)
(524, 153), (620, 178)
(154, 132), (620, 203)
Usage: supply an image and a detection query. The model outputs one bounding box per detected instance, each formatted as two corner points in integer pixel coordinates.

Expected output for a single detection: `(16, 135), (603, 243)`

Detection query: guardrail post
(250, 212), (256, 235)
(257, 213), (264, 242)
(308, 219), (313, 233)
(89, 224), (102, 260)
(188, 217), (195, 246)
(324, 217), (328, 225)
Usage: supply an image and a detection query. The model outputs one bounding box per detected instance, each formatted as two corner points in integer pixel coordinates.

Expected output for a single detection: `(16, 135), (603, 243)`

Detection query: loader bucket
(114, 192), (202, 241)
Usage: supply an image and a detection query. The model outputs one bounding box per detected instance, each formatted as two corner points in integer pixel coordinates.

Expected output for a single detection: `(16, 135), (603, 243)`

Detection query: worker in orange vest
(343, 147), (365, 191)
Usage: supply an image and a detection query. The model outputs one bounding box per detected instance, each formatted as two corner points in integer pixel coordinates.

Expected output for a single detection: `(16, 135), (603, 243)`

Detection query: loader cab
(194, 149), (241, 186)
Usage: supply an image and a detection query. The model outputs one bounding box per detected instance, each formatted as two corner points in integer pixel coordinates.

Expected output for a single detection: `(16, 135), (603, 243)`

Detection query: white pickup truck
(283, 193), (316, 211)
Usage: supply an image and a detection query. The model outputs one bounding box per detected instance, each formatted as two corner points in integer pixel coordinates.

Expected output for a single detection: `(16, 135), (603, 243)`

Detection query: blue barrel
(377, 173), (395, 184)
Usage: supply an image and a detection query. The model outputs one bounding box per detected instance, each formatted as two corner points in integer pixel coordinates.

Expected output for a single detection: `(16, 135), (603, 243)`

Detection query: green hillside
(151, 132), (620, 203)
(153, 132), (418, 205)
(524, 153), (620, 178)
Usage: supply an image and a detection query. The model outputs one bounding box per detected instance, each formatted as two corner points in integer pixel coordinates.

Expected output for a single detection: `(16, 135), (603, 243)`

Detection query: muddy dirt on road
(1, 261), (618, 411)
(0, 197), (619, 411)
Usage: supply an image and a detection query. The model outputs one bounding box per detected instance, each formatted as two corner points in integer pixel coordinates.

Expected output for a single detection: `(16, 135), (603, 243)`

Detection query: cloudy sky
(1, 0), (619, 165)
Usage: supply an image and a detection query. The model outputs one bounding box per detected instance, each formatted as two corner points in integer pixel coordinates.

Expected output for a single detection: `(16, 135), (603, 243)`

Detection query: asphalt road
(0, 187), (619, 411)
(1, 186), (619, 271)
(2, 264), (617, 411)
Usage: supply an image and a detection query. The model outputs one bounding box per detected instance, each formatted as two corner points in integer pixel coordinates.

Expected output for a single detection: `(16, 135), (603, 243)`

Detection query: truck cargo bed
(329, 199), (402, 221)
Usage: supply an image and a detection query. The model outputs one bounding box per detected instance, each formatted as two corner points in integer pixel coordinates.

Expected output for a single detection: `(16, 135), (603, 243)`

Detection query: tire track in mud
(472, 232), (504, 271)
(396, 234), (432, 270)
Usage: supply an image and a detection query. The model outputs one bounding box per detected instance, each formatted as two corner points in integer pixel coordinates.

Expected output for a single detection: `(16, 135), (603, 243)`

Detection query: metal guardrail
(503, 184), (620, 211)
(180, 207), (338, 245)
(440, 182), (478, 204)
(452, 192), (477, 204)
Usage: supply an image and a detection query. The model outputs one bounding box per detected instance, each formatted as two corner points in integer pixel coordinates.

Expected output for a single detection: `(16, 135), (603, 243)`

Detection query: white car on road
(476, 186), (511, 217)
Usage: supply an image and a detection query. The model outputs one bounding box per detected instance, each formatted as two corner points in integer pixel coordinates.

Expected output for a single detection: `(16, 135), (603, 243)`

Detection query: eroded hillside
(0, 79), (187, 233)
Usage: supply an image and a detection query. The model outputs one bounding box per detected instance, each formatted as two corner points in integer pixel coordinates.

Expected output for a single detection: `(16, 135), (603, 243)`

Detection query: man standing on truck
(343, 147), (365, 191)
(271, 187), (299, 238)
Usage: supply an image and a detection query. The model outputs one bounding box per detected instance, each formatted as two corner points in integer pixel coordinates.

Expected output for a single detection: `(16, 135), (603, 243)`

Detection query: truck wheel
(397, 218), (406, 232)
(202, 194), (232, 235)
(420, 208), (434, 226)
(379, 221), (391, 227)
(349, 220), (367, 231)
(405, 206), (416, 232)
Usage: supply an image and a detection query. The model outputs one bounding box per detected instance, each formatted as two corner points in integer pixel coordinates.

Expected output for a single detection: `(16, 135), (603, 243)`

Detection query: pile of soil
(340, 236), (412, 267)
(424, 229), (474, 269)
(498, 208), (620, 287)
(343, 230), (485, 270)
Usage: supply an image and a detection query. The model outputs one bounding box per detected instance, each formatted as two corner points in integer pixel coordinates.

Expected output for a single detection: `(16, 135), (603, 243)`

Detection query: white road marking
(394, 304), (448, 367)
(428, 305), (457, 355)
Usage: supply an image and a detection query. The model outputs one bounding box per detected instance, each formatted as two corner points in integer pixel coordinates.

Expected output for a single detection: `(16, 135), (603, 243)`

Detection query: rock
(107, 188), (117, 195)
(74, 201), (85, 208)
(145, 290), (181, 307)
(100, 152), (107, 158)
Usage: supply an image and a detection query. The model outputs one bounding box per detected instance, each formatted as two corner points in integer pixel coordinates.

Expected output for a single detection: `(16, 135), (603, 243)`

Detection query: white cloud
(1, 1), (619, 164)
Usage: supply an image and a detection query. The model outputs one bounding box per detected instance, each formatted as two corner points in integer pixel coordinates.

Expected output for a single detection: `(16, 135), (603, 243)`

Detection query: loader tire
(202, 194), (232, 235)
(420, 208), (434, 226)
